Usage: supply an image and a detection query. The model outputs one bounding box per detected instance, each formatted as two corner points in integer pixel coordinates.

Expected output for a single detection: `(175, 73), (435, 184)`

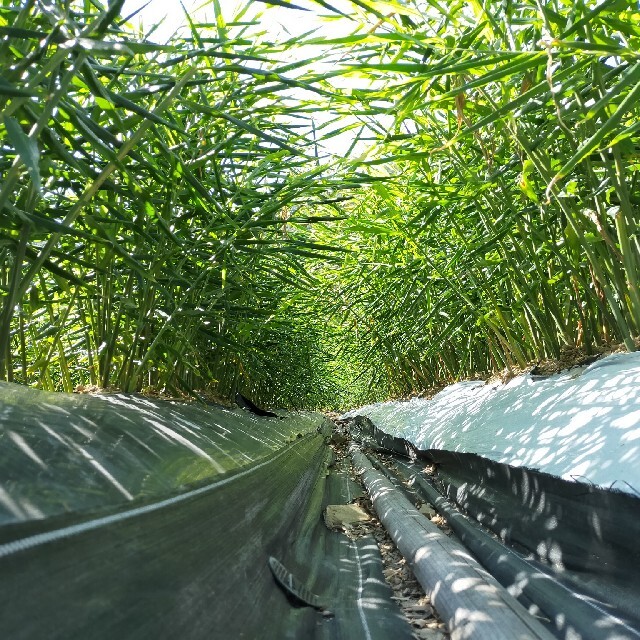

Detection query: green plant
(1, 0), (638, 410)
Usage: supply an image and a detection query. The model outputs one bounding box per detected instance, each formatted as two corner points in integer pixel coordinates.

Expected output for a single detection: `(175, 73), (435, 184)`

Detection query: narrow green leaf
(0, 26), (63, 42)
(584, 62), (640, 122)
(252, 0), (310, 10)
(3, 116), (41, 193)
(551, 63), (640, 184)
(106, 90), (187, 132)
(218, 112), (308, 157)
(93, 0), (126, 37)
(70, 38), (133, 56)
(0, 77), (37, 97)
(309, 0), (351, 17)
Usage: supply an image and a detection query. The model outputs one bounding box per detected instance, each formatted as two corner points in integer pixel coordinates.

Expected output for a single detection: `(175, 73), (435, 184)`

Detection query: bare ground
(326, 429), (450, 640)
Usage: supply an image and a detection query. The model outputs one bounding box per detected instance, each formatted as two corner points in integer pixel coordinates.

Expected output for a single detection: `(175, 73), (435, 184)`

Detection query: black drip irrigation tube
(389, 458), (640, 640)
(0, 383), (421, 640)
(351, 446), (556, 640)
(346, 413), (640, 638)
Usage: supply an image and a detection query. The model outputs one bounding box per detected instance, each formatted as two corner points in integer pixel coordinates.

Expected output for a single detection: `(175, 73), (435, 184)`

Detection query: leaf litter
(324, 422), (450, 640)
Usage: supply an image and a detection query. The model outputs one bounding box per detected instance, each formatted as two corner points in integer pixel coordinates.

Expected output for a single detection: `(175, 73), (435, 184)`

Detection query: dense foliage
(1, 0), (639, 409)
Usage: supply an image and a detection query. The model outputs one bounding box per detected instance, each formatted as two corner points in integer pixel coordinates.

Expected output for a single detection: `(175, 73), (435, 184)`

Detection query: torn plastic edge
(268, 556), (334, 617)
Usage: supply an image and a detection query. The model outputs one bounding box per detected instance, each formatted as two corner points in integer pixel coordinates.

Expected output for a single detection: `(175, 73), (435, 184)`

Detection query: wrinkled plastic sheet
(342, 352), (640, 493)
(0, 381), (325, 528)
(0, 383), (412, 639)
(349, 415), (640, 637)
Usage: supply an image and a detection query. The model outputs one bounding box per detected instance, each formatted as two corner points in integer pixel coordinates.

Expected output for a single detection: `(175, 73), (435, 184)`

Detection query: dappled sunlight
(535, 541), (565, 571)
(451, 607), (493, 624)
(0, 381), (324, 527)
(0, 0), (637, 636)
(142, 417), (226, 473)
(345, 352), (640, 492)
(353, 448), (559, 639)
(0, 487), (27, 520)
(70, 443), (134, 501)
(449, 576), (488, 594)
(7, 431), (47, 470)
(379, 455), (640, 639)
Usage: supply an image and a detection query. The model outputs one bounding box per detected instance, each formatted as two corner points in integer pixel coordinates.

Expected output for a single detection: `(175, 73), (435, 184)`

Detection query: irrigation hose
(392, 458), (640, 640)
(351, 447), (555, 640)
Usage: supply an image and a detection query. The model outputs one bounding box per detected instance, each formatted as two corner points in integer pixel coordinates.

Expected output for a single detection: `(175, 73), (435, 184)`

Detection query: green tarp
(0, 383), (413, 639)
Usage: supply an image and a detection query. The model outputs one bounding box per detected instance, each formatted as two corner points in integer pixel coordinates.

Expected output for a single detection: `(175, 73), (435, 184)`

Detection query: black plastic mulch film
(349, 414), (640, 640)
(0, 382), (412, 639)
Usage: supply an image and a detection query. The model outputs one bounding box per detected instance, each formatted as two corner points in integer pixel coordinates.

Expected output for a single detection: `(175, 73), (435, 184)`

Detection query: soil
(526, 339), (637, 375)
(381, 338), (640, 403)
(73, 384), (235, 407)
(326, 424), (450, 640)
(486, 341), (631, 384)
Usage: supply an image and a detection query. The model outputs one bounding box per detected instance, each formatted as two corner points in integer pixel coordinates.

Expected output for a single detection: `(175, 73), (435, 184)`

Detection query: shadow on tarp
(0, 381), (324, 528)
(348, 415), (640, 635)
(0, 383), (412, 639)
(344, 353), (640, 491)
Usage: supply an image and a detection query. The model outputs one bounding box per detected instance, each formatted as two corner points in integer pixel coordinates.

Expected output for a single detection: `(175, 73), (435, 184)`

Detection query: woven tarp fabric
(0, 383), (413, 639)
(347, 415), (640, 637)
(0, 381), (325, 526)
